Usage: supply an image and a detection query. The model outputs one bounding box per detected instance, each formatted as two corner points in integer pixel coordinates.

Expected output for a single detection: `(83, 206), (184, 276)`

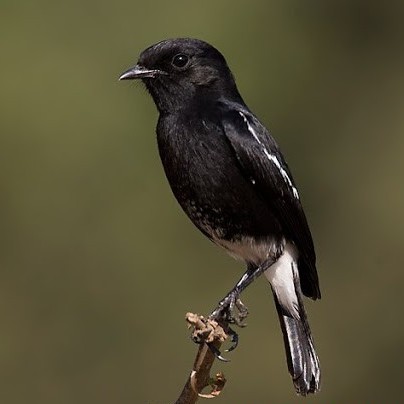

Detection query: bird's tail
(272, 272), (321, 395)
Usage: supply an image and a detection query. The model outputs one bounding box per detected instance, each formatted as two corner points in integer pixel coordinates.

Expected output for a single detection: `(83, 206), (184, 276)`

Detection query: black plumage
(120, 38), (321, 395)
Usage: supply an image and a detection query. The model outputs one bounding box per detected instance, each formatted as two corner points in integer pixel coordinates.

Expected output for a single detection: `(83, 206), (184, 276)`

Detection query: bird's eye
(172, 54), (189, 68)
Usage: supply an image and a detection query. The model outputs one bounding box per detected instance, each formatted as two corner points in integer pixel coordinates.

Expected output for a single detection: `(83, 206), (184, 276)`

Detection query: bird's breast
(156, 114), (281, 244)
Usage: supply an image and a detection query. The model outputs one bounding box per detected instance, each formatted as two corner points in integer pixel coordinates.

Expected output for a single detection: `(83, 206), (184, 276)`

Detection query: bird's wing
(219, 103), (320, 299)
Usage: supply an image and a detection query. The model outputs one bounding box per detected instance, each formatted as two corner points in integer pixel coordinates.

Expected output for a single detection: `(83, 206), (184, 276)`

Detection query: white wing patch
(238, 111), (299, 199)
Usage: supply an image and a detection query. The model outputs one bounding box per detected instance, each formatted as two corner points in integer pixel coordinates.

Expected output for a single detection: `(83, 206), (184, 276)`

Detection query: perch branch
(174, 313), (229, 404)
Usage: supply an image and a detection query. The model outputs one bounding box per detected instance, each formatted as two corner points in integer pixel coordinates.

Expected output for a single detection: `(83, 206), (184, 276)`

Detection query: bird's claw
(188, 292), (249, 359)
(204, 291), (248, 357)
(210, 291), (249, 327)
(207, 343), (230, 362)
(205, 324), (239, 360)
(225, 327), (239, 352)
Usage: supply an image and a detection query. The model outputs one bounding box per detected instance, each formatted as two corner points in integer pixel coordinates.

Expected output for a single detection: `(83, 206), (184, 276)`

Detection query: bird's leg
(208, 250), (283, 357)
(210, 257), (277, 325)
(210, 266), (255, 327)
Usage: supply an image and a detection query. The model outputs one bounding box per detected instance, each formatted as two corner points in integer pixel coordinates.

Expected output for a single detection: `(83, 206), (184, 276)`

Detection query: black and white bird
(120, 38), (321, 395)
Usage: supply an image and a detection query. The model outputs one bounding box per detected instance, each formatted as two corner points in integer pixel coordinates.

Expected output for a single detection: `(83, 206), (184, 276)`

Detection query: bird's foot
(188, 292), (249, 361)
(209, 290), (249, 327)
(203, 324), (239, 361)
(204, 290), (248, 359)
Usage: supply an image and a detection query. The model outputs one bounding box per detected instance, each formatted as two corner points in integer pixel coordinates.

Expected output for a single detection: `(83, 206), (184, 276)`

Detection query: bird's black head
(120, 38), (243, 113)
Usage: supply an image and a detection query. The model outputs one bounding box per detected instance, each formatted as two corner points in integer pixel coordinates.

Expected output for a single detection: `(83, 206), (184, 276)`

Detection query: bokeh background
(1, 0), (404, 403)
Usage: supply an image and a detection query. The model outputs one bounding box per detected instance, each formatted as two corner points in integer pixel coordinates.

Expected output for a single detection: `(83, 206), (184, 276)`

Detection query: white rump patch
(238, 111), (299, 199)
(264, 243), (300, 319)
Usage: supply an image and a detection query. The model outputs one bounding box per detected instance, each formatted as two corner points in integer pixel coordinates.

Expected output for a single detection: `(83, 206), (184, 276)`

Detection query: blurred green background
(1, 0), (404, 403)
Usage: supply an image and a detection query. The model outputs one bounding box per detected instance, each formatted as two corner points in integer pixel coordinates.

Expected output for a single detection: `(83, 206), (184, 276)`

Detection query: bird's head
(120, 38), (242, 113)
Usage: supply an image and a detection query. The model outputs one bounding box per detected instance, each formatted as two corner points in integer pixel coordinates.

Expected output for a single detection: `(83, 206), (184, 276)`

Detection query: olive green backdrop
(1, 0), (404, 403)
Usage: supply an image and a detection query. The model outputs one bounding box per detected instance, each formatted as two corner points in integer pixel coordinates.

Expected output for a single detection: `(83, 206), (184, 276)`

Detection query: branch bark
(174, 313), (228, 404)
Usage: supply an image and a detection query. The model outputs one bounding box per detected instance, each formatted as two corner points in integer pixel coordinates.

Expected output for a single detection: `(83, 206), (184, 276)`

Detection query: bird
(119, 38), (321, 396)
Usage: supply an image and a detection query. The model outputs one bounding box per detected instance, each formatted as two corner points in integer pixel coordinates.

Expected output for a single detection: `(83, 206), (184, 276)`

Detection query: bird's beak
(119, 64), (165, 80)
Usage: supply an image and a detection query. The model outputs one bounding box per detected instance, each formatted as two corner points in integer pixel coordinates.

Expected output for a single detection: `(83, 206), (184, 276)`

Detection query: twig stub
(185, 312), (227, 345)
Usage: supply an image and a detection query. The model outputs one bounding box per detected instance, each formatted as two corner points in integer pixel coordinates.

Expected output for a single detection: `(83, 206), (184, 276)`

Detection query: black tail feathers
(273, 281), (321, 395)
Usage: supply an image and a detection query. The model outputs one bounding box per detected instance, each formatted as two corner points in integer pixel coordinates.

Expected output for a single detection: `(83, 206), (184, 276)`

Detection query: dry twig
(174, 313), (229, 404)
